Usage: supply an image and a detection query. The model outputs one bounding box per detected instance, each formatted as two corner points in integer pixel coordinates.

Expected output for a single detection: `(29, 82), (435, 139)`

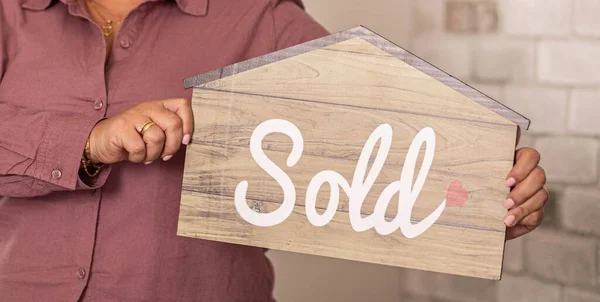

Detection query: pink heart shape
(446, 180), (468, 207)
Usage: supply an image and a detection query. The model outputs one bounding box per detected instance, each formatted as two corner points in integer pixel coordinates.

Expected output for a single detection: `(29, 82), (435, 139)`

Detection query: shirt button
(76, 268), (86, 279)
(51, 169), (62, 180)
(120, 39), (131, 49)
(93, 100), (104, 111)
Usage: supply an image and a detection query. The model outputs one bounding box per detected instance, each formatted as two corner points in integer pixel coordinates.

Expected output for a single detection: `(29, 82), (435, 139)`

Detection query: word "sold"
(234, 119), (446, 239)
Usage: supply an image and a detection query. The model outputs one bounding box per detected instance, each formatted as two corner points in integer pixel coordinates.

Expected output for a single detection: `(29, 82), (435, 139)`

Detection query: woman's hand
(503, 129), (548, 240)
(87, 98), (194, 165)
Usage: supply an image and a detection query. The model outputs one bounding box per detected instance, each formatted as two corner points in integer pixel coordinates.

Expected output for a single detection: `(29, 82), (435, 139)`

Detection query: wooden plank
(179, 35), (520, 280)
(177, 191), (505, 280)
(201, 39), (514, 126)
(183, 26), (530, 129)
(183, 91), (513, 232)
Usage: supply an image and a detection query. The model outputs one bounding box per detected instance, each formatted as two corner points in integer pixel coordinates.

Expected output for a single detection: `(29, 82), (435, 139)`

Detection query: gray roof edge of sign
(183, 25), (531, 130)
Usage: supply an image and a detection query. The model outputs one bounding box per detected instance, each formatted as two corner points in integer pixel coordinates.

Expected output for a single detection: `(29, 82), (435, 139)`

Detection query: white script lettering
(234, 119), (446, 238)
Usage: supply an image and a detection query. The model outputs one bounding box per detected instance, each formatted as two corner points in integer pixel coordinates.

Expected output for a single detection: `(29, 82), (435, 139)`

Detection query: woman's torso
(0, 0), (327, 300)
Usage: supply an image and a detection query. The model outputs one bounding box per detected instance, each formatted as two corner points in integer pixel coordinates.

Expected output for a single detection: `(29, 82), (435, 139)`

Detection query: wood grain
(184, 26), (530, 129)
(201, 39), (513, 126)
(179, 36), (519, 280)
(183, 91), (513, 232)
(178, 191), (505, 280)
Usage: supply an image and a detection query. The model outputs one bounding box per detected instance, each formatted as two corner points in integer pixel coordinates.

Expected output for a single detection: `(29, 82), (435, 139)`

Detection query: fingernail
(145, 161), (153, 165)
(182, 134), (191, 145)
(506, 177), (516, 187)
(163, 155), (172, 161)
(504, 215), (516, 227)
(504, 198), (515, 209)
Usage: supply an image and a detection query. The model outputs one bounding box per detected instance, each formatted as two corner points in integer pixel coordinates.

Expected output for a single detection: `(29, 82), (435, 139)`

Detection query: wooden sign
(178, 26), (530, 280)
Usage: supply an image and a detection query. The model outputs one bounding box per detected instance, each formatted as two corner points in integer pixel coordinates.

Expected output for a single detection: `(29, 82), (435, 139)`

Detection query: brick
(524, 229), (596, 286)
(502, 237), (524, 273)
(473, 1), (499, 33)
(535, 137), (599, 184)
(473, 38), (535, 83)
(445, 1), (498, 33)
(398, 269), (496, 302)
(499, 0), (571, 37)
(497, 274), (560, 302)
(411, 34), (472, 79)
(503, 86), (568, 134)
(414, 0), (445, 33)
(561, 187), (600, 236)
(538, 41), (600, 86)
(539, 184), (561, 228)
(564, 288), (600, 302)
(570, 89), (600, 134)
(574, 0), (600, 37)
(445, 1), (478, 33)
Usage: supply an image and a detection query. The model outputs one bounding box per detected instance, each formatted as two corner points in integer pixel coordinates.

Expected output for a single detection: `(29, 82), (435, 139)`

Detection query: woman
(0, 0), (548, 300)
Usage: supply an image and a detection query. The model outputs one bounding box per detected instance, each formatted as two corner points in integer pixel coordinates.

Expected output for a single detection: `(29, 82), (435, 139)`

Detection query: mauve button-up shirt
(0, 0), (327, 300)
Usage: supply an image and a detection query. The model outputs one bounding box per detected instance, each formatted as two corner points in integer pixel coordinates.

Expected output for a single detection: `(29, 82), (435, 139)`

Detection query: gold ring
(139, 121), (155, 136)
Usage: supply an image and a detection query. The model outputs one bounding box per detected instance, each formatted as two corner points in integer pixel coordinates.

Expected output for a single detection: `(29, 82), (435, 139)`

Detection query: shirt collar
(20, 0), (208, 16)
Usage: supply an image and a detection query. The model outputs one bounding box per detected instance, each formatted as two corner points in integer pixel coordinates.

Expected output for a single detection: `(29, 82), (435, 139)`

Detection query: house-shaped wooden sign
(177, 26), (530, 280)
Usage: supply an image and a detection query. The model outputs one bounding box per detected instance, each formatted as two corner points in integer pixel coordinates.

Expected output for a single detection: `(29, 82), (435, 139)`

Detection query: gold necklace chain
(87, 1), (124, 37)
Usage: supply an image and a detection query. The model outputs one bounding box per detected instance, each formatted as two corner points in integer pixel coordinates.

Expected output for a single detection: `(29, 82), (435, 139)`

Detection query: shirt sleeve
(270, 0), (330, 50)
(0, 10), (110, 198)
(0, 106), (112, 198)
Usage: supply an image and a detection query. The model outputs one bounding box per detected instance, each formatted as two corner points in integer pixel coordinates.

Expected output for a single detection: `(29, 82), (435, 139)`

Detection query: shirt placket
(103, 3), (149, 119)
(58, 1), (122, 299)
(107, 3), (147, 65)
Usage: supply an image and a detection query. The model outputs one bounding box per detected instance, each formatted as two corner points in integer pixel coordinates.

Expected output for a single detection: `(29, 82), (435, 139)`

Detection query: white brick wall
(497, 274), (561, 302)
(561, 188), (600, 236)
(499, 0), (572, 37)
(524, 230), (596, 286)
(398, 269), (497, 302)
(396, 1), (600, 301)
(473, 37), (535, 82)
(536, 137), (599, 184)
(502, 237), (524, 273)
(413, 0), (445, 34)
(411, 34), (472, 79)
(538, 40), (600, 86)
(503, 86), (568, 133)
(303, 1), (600, 301)
(563, 288), (600, 302)
(574, 0), (600, 37)
(570, 89), (600, 135)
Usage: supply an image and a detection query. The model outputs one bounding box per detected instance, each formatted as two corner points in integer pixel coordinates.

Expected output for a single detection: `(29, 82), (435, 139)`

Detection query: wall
(269, 1), (600, 301)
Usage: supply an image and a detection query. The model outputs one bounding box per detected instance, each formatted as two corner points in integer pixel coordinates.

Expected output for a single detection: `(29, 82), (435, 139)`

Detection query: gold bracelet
(81, 138), (103, 177)
(81, 155), (101, 177)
